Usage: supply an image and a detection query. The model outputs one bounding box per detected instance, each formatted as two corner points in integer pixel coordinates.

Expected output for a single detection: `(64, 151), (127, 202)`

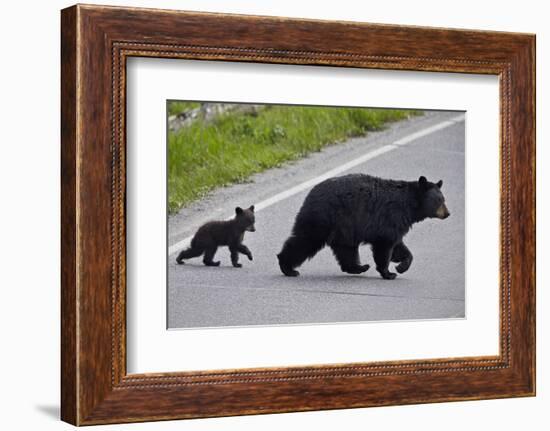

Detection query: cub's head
(235, 205), (256, 232)
(418, 176), (450, 220)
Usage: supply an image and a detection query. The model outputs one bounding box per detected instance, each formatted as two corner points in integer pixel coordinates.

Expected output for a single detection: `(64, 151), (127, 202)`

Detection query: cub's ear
(235, 207), (243, 215)
(436, 180), (443, 189)
(418, 176), (428, 188)
(249, 205), (255, 212)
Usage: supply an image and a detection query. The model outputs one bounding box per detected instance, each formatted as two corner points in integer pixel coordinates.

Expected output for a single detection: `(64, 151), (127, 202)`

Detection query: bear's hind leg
(372, 241), (397, 280)
(330, 244), (370, 275)
(391, 241), (413, 274)
(176, 245), (203, 264)
(277, 235), (324, 277)
(203, 246), (220, 267)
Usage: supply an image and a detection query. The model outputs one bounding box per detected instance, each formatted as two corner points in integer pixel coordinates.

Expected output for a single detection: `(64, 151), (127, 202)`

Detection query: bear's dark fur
(176, 206), (255, 268)
(277, 174), (450, 279)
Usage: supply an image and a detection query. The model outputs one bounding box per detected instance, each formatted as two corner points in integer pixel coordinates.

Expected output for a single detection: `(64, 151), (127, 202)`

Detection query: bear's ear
(436, 180), (443, 189)
(249, 205), (255, 212)
(418, 176), (428, 188)
(235, 207), (243, 215)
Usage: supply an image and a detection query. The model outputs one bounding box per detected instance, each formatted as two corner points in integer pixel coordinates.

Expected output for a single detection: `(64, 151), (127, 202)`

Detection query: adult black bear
(277, 174), (450, 279)
(176, 206), (255, 268)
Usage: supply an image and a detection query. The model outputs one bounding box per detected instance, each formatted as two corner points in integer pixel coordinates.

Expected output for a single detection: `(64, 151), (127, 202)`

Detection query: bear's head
(235, 205), (256, 232)
(418, 176), (450, 220)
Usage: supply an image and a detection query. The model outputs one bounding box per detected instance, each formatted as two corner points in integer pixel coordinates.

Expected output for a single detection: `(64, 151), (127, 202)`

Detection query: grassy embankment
(168, 104), (419, 213)
(168, 101), (201, 116)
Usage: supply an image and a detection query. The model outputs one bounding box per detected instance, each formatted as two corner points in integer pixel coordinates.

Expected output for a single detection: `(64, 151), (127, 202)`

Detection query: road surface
(167, 111), (465, 329)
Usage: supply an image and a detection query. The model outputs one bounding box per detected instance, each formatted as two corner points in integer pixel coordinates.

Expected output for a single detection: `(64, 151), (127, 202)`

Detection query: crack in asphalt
(173, 282), (465, 303)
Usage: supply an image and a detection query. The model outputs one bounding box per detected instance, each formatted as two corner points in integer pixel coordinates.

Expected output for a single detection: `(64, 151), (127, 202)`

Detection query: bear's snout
(436, 204), (450, 219)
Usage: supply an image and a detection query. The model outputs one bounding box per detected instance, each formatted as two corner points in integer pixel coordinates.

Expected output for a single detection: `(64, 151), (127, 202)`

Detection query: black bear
(176, 205), (255, 268)
(277, 174), (450, 279)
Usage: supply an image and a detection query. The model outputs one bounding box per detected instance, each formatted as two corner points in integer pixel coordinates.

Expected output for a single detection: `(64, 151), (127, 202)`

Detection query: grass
(168, 103), (420, 213)
(167, 101), (201, 116)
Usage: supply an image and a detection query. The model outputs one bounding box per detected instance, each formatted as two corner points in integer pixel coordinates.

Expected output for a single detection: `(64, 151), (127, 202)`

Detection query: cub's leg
(229, 246), (242, 268)
(391, 241), (413, 274)
(330, 244), (370, 274)
(237, 244), (253, 261)
(372, 240), (397, 280)
(175, 245), (203, 264)
(203, 246), (220, 267)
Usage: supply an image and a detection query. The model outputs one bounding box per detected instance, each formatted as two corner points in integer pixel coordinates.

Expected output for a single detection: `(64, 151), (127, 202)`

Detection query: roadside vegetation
(168, 103), (420, 213)
(168, 101), (201, 116)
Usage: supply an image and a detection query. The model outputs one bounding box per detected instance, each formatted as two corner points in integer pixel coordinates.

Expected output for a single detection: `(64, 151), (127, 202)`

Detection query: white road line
(168, 114), (465, 256)
(393, 115), (464, 146)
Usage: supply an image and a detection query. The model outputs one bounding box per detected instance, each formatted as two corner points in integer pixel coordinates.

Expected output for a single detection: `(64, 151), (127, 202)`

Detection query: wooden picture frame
(61, 4), (535, 425)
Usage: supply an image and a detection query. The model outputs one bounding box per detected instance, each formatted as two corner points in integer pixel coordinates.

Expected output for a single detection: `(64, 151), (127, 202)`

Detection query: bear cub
(277, 174), (450, 280)
(176, 205), (255, 268)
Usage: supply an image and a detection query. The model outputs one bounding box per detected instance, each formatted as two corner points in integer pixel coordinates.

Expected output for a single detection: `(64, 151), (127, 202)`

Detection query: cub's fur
(176, 206), (255, 268)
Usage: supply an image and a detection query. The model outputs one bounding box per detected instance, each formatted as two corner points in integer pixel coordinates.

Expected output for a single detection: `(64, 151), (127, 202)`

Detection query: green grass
(168, 104), (420, 213)
(168, 101), (201, 116)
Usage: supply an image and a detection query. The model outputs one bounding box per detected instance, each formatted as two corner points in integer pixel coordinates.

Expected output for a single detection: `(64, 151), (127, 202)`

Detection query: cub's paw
(247, 253), (253, 261)
(233, 263), (243, 268)
(175, 258), (185, 265)
(204, 260), (221, 267)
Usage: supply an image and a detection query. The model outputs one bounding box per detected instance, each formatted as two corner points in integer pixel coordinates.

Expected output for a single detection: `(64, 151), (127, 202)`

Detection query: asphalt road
(167, 111), (465, 329)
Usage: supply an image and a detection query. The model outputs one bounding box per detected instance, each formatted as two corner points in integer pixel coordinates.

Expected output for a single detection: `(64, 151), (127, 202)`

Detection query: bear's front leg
(237, 244), (253, 261)
(372, 241), (397, 280)
(391, 241), (413, 274)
